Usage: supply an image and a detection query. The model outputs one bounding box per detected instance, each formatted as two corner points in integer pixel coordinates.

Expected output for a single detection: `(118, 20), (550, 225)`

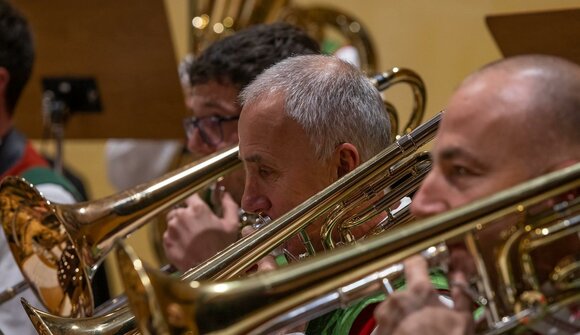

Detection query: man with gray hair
(239, 54), (391, 260)
(238, 54), (392, 334)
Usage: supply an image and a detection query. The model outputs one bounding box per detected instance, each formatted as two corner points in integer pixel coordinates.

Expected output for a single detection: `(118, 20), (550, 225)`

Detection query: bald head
(412, 55), (580, 218)
(458, 55), (580, 169)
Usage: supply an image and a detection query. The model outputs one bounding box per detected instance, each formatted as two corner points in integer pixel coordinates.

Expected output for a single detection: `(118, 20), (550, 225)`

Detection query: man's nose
(410, 172), (449, 219)
(241, 181), (271, 215)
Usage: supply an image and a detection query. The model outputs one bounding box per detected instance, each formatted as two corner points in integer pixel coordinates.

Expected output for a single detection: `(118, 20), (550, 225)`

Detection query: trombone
(0, 146), (241, 316)
(116, 162), (580, 335)
(1, 66), (426, 318)
(21, 112), (441, 335)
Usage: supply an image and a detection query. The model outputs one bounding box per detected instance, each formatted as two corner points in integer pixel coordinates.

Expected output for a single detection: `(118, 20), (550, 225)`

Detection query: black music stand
(486, 8), (580, 64)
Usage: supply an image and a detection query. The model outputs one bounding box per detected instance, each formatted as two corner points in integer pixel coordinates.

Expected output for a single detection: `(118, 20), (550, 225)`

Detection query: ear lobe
(336, 143), (360, 178)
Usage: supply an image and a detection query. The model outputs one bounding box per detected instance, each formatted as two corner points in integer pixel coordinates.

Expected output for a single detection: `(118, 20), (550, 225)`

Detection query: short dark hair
(189, 22), (319, 89)
(0, 0), (34, 114)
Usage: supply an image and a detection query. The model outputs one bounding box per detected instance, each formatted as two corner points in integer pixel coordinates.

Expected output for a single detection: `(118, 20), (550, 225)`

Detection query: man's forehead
(240, 92), (285, 117)
(191, 91), (240, 114)
(434, 144), (484, 165)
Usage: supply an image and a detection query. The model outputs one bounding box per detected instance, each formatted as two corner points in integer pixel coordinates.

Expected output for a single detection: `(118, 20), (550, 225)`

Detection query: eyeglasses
(183, 115), (239, 146)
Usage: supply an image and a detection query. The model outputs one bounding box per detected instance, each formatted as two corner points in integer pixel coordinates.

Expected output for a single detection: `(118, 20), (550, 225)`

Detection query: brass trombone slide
(21, 112), (442, 335)
(118, 163), (580, 335)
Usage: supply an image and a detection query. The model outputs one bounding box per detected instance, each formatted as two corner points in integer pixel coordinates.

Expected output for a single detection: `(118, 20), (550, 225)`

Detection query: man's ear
(335, 143), (360, 178)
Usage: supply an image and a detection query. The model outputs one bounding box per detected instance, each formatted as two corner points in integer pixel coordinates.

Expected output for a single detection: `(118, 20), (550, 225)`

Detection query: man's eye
(452, 166), (469, 176)
(258, 167), (272, 178)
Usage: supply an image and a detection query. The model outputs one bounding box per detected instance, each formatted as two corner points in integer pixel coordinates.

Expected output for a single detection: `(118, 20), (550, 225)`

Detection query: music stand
(14, 0), (188, 139)
(486, 8), (580, 65)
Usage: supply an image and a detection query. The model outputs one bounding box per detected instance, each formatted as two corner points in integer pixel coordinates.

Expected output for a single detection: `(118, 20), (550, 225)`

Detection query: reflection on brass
(121, 163), (580, 335)
(0, 177), (92, 317)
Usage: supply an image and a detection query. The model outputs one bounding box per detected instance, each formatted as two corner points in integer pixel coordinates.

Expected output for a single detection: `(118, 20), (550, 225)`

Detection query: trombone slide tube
(252, 244), (448, 334)
(0, 280), (29, 304)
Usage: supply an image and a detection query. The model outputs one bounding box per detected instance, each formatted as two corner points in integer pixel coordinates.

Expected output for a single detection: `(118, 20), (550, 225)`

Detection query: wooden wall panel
(14, 0), (188, 139)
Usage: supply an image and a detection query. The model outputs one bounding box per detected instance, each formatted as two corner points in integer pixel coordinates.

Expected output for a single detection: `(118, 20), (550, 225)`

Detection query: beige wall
(291, 0), (579, 120)
(33, 0), (579, 296)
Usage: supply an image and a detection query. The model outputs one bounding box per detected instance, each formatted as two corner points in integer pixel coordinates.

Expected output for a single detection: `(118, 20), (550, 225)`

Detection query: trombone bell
(0, 177), (93, 316)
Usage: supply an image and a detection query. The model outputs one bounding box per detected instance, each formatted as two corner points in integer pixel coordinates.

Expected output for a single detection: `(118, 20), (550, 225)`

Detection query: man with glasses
(182, 114), (240, 148)
(163, 23), (320, 271)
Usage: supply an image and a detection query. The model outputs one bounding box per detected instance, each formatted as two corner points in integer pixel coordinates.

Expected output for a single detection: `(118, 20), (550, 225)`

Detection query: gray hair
(240, 55), (391, 162)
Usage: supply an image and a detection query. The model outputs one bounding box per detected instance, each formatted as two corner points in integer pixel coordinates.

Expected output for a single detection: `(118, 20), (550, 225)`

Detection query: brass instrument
(21, 112), (442, 335)
(277, 5), (377, 74)
(370, 68), (426, 137)
(117, 163), (580, 335)
(321, 150), (431, 250)
(0, 146), (241, 316)
(190, 1), (376, 72)
(190, 0), (290, 54)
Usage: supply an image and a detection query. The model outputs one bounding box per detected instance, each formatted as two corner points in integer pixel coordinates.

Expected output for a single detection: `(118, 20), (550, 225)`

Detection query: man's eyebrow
(240, 154), (263, 163)
(439, 147), (486, 167)
(202, 99), (238, 112)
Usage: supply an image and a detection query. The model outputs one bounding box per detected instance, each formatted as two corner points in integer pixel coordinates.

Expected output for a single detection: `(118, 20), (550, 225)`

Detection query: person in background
(373, 54), (580, 334)
(0, 1), (83, 333)
(162, 22), (320, 271)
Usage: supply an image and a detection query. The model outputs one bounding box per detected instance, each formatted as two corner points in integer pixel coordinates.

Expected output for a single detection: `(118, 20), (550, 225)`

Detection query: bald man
(373, 54), (580, 334)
